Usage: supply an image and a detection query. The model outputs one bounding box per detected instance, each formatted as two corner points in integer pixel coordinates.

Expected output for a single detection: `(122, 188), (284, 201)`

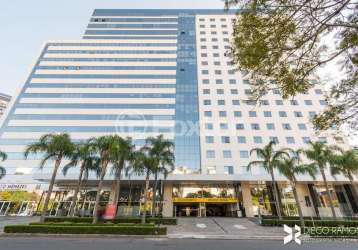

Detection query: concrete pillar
(241, 182), (254, 217)
(295, 183), (316, 216)
(162, 182), (173, 218)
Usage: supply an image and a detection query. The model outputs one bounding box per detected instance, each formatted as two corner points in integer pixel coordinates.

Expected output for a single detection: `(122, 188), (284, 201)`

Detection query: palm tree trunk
(291, 181), (305, 228)
(112, 168), (122, 216)
(141, 170), (150, 224)
(68, 164), (84, 217)
(92, 160), (108, 224)
(320, 168), (337, 219)
(270, 171), (282, 219)
(151, 171), (158, 217)
(40, 157), (62, 223)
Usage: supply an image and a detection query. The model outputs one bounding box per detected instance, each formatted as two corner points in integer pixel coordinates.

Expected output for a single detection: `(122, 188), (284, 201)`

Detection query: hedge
(4, 225), (167, 235)
(261, 216), (358, 221)
(261, 219), (358, 227)
(43, 217), (177, 225)
(29, 222), (155, 227)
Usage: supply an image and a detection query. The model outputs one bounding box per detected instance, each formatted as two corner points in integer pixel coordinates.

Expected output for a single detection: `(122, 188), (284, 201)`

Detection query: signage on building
(173, 197), (238, 203)
(0, 184), (28, 191)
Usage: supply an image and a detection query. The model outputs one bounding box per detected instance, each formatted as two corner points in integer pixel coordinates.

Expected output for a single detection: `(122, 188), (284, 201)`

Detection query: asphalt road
(0, 237), (357, 250)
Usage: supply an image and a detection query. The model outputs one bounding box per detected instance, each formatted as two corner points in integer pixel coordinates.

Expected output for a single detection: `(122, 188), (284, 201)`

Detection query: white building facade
(0, 9), (357, 218)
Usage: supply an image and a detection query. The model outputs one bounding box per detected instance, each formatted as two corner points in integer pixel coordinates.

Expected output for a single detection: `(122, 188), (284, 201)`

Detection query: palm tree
(276, 150), (317, 228)
(24, 133), (75, 223)
(132, 146), (159, 224)
(62, 141), (100, 216)
(248, 141), (288, 219)
(89, 135), (118, 224)
(0, 150), (7, 179)
(110, 136), (134, 215)
(145, 135), (174, 217)
(330, 149), (358, 208)
(304, 141), (339, 218)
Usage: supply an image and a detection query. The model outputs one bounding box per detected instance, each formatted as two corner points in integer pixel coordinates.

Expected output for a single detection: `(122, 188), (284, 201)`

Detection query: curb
(0, 233), (168, 239)
(167, 234), (283, 240)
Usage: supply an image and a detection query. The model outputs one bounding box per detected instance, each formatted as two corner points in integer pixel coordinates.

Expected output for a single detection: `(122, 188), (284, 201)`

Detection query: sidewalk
(167, 217), (285, 240)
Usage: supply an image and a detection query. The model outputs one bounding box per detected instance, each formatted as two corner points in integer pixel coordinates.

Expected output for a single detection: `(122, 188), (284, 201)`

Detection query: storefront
(172, 183), (241, 217)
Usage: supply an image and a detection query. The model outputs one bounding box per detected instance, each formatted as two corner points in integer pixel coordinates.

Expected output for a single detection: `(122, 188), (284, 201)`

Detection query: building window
(319, 100), (327, 106)
(286, 137), (295, 144)
(263, 111), (272, 117)
(273, 89), (281, 95)
(217, 89), (224, 94)
(203, 89), (210, 94)
(223, 150), (232, 158)
(202, 79), (210, 84)
(232, 100), (240, 105)
(201, 61), (208, 65)
(260, 100), (269, 105)
(234, 111), (242, 117)
(205, 136), (214, 143)
(240, 150), (249, 158)
(224, 166), (234, 175)
(253, 136), (263, 144)
(216, 79), (223, 84)
(245, 89), (252, 95)
(201, 53), (208, 57)
(294, 111), (303, 118)
(214, 70), (222, 74)
(219, 111), (227, 117)
(230, 89), (238, 95)
(205, 123), (213, 130)
(302, 137), (310, 144)
(220, 123), (228, 130)
(279, 111), (287, 117)
(282, 123), (291, 130)
(201, 70), (209, 74)
(203, 100), (211, 105)
(221, 136), (231, 144)
(275, 100), (284, 105)
(315, 89), (323, 95)
(229, 79), (237, 84)
(214, 61), (221, 66)
(309, 111), (316, 118)
(251, 123), (260, 130)
(243, 80), (250, 85)
(237, 136), (246, 144)
(206, 150), (215, 159)
(236, 123), (244, 130)
(298, 123), (307, 130)
(318, 137), (327, 143)
(269, 137), (279, 144)
(266, 123), (275, 130)
(304, 100), (313, 105)
(290, 100), (299, 106)
(204, 111), (212, 117)
(218, 100), (225, 105)
(207, 166), (216, 175)
(249, 111), (257, 117)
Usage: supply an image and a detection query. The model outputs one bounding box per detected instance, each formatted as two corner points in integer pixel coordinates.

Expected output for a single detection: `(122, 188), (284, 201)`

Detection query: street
(0, 237), (357, 250)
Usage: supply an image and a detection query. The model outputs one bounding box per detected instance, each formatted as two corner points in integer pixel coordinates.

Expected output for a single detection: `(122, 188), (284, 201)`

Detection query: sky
(0, 0), (223, 95)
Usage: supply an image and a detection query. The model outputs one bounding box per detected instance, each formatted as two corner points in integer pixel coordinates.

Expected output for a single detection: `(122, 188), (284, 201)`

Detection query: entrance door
(206, 203), (227, 217)
(175, 204), (199, 217)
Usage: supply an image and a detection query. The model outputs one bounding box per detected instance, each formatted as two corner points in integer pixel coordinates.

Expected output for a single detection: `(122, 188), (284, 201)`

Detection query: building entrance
(174, 202), (237, 217)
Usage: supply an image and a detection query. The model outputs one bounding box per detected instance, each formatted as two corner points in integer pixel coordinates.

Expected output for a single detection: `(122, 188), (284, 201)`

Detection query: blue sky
(0, 0), (224, 95)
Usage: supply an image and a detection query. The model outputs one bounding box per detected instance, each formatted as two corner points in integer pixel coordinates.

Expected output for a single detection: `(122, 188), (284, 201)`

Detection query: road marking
(196, 223), (207, 228)
(234, 224), (247, 230)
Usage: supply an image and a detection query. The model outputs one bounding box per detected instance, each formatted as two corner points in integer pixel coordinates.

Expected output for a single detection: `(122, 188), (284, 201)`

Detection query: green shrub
(43, 217), (177, 225)
(4, 225), (166, 235)
(30, 222), (154, 227)
(261, 219), (358, 227)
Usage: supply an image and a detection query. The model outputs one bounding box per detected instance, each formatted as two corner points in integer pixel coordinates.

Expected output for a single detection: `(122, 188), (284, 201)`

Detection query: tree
(0, 150), (7, 179)
(330, 149), (358, 207)
(145, 135), (174, 217)
(304, 141), (340, 218)
(89, 135), (118, 224)
(110, 136), (134, 215)
(248, 141), (289, 219)
(225, 0), (358, 130)
(24, 133), (75, 223)
(62, 141), (100, 216)
(132, 146), (159, 224)
(276, 150), (317, 227)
